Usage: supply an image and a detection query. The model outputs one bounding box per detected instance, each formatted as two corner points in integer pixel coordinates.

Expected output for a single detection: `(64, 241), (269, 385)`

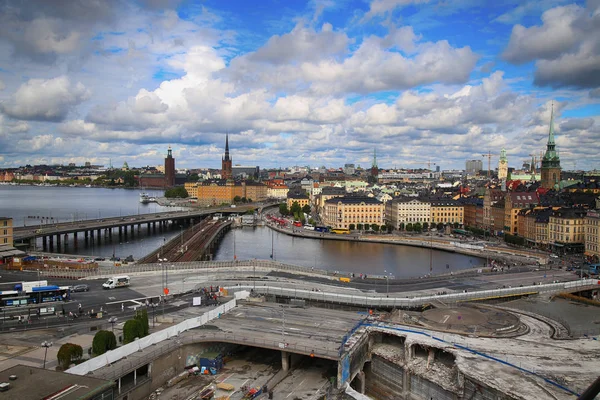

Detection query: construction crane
(482, 151), (492, 179)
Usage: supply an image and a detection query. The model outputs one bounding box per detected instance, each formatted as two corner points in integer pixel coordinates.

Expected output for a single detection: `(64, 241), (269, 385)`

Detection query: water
(214, 226), (483, 278)
(0, 186), (483, 277)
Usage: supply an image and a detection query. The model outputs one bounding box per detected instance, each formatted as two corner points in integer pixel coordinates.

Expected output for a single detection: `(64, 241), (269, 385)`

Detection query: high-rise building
(222, 134), (232, 179)
(164, 146), (175, 187)
(498, 148), (508, 180)
(465, 159), (483, 175)
(541, 103), (561, 189)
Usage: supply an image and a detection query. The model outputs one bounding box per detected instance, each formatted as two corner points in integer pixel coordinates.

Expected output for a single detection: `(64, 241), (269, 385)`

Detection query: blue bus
(0, 285), (70, 308)
(315, 226), (329, 233)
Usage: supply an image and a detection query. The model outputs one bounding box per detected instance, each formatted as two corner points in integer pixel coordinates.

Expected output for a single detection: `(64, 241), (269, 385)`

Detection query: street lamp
(108, 316), (118, 332)
(150, 303), (158, 327)
(41, 341), (52, 369)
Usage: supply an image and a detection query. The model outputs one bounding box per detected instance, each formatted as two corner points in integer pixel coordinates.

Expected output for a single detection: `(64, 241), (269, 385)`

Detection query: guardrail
(224, 279), (599, 308)
(66, 290), (250, 377)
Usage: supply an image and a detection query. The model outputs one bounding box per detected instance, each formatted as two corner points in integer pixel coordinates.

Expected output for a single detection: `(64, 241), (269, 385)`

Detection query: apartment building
(322, 197), (384, 229)
(0, 217), (13, 246)
(430, 199), (464, 226)
(549, 208), (587, 253)
(483, 188), (504, 229)
(385, 197), (431, 229)
(584, 210), (600, 259)
(504, 192), (538, 235)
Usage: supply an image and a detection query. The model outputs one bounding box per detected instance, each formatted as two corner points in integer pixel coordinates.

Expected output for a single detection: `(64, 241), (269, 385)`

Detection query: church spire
(372, 148), (377, 168)
(548, 101), (556, 146)
(224, 134), (230, 162)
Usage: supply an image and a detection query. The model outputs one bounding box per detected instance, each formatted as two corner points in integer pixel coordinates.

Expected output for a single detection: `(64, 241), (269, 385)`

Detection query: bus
(331, 228), (350, 234)
(0, 284), (70, 308)
(315, 226), (329, 233)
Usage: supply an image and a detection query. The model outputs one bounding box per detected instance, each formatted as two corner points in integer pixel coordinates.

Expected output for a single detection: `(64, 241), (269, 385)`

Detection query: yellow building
(549, 208), (586, 253)
(185, 180), (267, 206)
(184, 182), (198, 198)
(519, 207), (553, 247)
(584, 210), (600, 259)
(0, 217), (13, 246)
(287, 193), (310, 210)
(430, 200), (464, 226)
(322, 197), (384, 229)
(504, 192), (538, 235)
(267, 185), (289, 200)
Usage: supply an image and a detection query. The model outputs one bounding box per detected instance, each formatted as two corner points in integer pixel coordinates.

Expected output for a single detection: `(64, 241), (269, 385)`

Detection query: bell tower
(540, 102), (561, 189)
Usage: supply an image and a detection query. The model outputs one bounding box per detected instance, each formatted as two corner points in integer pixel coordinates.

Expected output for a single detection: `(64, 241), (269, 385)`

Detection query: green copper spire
(372, 148), (377, 168)
(542, 101), (560, 167)
(500, 148), (507, 163)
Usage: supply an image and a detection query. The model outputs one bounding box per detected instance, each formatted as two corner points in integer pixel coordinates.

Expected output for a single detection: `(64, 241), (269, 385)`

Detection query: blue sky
(0, 0), (598, 171)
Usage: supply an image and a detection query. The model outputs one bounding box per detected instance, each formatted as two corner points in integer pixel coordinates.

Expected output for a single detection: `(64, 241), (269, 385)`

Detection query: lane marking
(442, 315), (450, 324)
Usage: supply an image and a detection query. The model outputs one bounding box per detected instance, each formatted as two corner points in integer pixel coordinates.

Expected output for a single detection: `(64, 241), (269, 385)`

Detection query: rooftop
(0, 365), (114, 400)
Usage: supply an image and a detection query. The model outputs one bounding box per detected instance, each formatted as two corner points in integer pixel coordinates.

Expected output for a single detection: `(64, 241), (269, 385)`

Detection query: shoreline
(265, 223), (548, 267)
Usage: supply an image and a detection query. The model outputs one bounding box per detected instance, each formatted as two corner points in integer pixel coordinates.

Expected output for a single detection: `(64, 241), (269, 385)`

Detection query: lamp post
(150, 303), (157, 327)
(41, 341), (52, 369)
(108, 316), (118, 332)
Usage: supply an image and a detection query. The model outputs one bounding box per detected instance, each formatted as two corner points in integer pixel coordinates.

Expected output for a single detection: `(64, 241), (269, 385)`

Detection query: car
(94, 257), (105, 261)
(70, 284), (90, 292)
(549, 254), (559, 258)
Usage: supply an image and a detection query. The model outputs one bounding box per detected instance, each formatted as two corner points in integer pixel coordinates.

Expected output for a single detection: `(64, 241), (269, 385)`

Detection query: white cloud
(1, 76), (91, 122)
(363, 0), (430, 20)
(0, 79), (5, 91)
(503, 3), (600, 88)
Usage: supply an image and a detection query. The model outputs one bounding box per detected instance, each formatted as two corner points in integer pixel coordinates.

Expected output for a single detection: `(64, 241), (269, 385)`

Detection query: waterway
(0, 186), (483, 277)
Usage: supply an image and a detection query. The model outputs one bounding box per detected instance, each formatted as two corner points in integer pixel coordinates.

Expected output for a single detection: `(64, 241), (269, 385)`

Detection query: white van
(102, 275), (130, 290)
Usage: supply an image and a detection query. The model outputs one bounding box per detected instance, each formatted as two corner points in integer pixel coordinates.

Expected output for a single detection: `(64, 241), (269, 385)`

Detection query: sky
(0, 0), (599, 171)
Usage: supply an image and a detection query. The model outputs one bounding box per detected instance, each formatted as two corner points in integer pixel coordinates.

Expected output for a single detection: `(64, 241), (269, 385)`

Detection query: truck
(102, 275), (131, 289)
(14, 281), (48, 292)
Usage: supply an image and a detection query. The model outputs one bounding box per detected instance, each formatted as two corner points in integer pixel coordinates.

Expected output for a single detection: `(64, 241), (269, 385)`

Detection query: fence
(66, 290), (250, 377)
(223, 279), (600, 309)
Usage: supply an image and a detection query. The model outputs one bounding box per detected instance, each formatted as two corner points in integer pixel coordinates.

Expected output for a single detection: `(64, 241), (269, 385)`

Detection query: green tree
(302, 204), (312, 214)
(279, 204), (289, 216)
(414, 222), (422, 232)
(241, 197), (247, 203)
(57, 343), (83, 370)
(290, 201), (302, 215)
(134, 308), (150, 337)
(188, 173), (199, 182)
(245, 209), (254, 215)
(453, 222), (460, 229)
(165, 187), (189, 198)
(399, 222), (405, 231)
(349, 224), (355, 230)
(308, 218), (315, 226)
(406, 223), (413, 232)
(437, 222), (444, 231)
(123, 319), (144, 344)
(233, 195), (241, 203)
(371, 224), (380, 232)
(422, 222), (429, 231)
(92, 330), (117, 356)
(357, 223), (363, 230)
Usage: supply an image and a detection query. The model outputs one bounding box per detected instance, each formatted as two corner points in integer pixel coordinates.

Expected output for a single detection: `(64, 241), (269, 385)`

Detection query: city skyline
(0, 0), (599, 170)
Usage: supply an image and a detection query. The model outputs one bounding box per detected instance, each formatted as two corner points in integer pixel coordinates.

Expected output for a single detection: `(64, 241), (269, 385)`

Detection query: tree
(422, 222), (429, 231)
(453, 222), (460, 229)
(399, 222), (405, 231)
(414, 222), (422, 232)
(57, 343), (83, 370)
(386, 224), (393, 233)
(165, 187), (189, 198)
(349, 224), (355, 230)
(123, 319), (144, 344)
(135, 308), (150, 337)
(188, 173), (199, 182)
(290, 201), (302, 215)
(437, 222), (444, 231)
(92, 330), (117, 356)
(371, 224), (379, 232)
(279, 204), (289, 216)
(406, 223), (413, 232)
(245, 209), (254, 215)
(241, 197), (247, 203)
(308, 218), (315, 226)
(302, 204), (311, 214)
(233, 196), (241, 203)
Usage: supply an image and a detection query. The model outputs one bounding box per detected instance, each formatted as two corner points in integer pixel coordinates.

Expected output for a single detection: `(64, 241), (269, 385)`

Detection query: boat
(140, 192), (150, 204)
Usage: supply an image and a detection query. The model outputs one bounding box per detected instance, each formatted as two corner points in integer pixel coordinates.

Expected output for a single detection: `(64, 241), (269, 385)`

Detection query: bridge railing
(224, 279), (599, 308)
(66, 290), (250, 377)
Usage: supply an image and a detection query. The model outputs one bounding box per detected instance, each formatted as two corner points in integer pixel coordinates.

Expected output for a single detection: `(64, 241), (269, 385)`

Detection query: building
(459, 198), (482, 228)
(322, 196), (384, 229)
(483, 188), (504, 229)
(430, 199), (464, 226)
(0, 217), (13, 246)
(165, 146), (175, 187)
(584, 210), (600, 260)
(243, 181), (268, 202)
(222, 134), (232, 179)
(267, 183), (289, 200)
(232, 165), (259, 179)
(315, 186), (346, 214)
(370, 149), (378, 181)
(465, 159), (483, 175)
(185, 180), (266, 206)
(287, 192), (310, 210)
(549, 208), (586, 254)
(0, 365), (114, 400)
(498, 148), (508, 181)
(519, 207), (553, 248)
(385, 198), (431, 229)
(343, 163), (355, 175)
(541, 103), (561, 189)
(504, 192), (538, 235)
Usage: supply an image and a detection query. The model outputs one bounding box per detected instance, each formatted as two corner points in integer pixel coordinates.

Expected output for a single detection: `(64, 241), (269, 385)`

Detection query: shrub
(123, 319), (143, 344)
(349, 224), (355, 230)
(135, 308), (150, 337)
(57, 343), (83, 370)
(92, 330), (117, 356)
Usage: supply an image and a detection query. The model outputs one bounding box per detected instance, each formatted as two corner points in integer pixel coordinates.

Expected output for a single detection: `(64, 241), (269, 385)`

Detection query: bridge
(12, 202), (278, 252)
